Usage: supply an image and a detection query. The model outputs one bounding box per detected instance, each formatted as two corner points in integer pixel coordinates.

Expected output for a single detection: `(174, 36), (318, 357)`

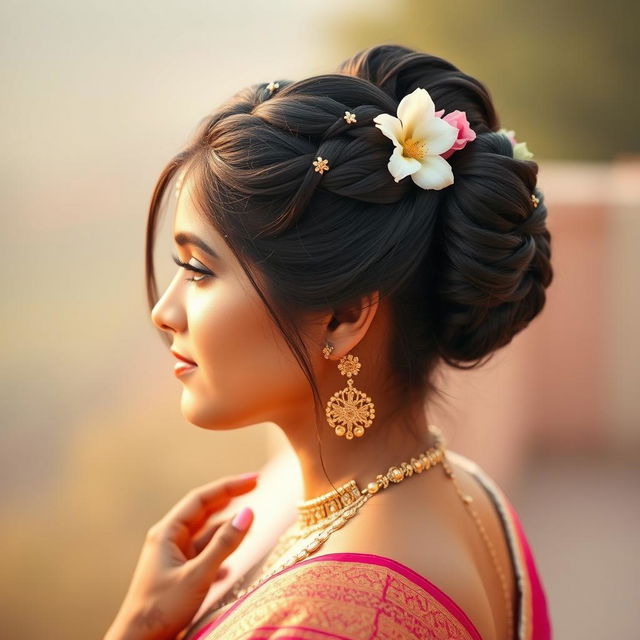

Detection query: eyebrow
(174, 232), (220, 260)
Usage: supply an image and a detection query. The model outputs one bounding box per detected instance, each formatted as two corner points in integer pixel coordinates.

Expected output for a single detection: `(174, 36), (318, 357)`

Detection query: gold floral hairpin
(343, 111), (357, 124)
(266, 81), (280, 95)
(313, 156), (330, 174)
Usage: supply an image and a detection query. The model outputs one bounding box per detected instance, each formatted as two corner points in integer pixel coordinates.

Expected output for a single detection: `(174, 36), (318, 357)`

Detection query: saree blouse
(189, 451), (552, 639)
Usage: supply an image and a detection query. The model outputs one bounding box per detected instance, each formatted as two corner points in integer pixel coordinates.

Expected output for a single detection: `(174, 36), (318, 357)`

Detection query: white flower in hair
(373, 87), (459, 190)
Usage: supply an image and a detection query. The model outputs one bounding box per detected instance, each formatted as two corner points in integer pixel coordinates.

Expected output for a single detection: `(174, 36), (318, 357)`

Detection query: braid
(192, 83), (398, 237)
(147, 43), (554, 425)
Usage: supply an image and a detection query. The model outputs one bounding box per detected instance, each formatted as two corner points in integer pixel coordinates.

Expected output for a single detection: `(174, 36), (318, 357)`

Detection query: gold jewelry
(312, 156), (330, 174)
(227, 425), (444, 604)
(266, 81), (279, 94)
(297, 429), (444, 527)
(325, 352), (375, 440)
(322, 343), (334, 359)
(297, 479), (364, 527)
(214, 424), (513, 640)
(531, 193), (540, 208)
(343, 110), (357, 124)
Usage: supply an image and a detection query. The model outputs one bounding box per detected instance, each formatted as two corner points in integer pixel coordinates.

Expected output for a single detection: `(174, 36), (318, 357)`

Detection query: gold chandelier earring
(322, 343), (375, 440)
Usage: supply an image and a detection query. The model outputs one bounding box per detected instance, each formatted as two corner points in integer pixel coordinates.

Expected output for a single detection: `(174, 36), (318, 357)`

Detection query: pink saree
(192, 453), (551, 640)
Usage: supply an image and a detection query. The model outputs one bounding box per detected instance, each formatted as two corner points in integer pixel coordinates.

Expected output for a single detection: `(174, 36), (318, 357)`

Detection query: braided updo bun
(146, 43), (553, 408)
(337, 44), (552, 368)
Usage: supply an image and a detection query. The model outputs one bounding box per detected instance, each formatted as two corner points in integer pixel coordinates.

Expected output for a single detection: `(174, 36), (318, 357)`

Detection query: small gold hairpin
(343, 110), (357, 124)
(530, 193), (540, 208)
(266, 81), (279, 94)
(313, 156), (330, 174)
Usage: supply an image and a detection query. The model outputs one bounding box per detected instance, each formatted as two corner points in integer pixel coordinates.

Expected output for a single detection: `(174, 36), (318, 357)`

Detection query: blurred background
(1, 0), (638, 637)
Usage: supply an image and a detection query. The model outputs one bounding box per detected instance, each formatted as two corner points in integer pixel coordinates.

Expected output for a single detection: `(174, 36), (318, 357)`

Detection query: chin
(179, 391), (255, 432)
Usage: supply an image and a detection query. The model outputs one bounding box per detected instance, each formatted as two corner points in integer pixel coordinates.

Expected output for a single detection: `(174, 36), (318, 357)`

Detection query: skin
(105, 171), (516, 640)
(152, 172), (437, 501)
(104, 473), (259, 640)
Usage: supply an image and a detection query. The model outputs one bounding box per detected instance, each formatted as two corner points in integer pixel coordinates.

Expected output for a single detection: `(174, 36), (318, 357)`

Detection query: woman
(105, 44), (553, 640)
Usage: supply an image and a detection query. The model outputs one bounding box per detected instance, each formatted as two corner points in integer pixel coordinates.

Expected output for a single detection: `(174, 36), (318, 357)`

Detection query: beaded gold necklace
(209, 424), (513, 639)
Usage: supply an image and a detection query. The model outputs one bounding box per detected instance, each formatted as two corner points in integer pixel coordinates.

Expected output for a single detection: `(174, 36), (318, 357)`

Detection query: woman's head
(150, 173), (360, 430)
(147, 43), (553, 432)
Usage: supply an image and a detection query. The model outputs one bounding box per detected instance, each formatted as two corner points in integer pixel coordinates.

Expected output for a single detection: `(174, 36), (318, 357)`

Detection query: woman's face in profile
(151, 173), (321, 430)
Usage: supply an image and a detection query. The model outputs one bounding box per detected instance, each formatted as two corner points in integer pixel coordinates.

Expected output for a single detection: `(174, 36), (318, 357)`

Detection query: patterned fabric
(199, 553), (482, 640)
(192, 452), (552, 640)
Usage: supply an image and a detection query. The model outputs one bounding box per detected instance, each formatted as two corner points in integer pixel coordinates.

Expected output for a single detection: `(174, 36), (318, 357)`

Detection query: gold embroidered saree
(191, 453), (551, 639)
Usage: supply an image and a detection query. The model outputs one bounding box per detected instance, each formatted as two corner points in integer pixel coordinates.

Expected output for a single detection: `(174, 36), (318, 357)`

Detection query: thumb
(190, 507), (254, 579)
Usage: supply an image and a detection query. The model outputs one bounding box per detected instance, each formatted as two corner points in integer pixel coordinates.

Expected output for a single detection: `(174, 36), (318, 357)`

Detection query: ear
(324, 291), (380, 358)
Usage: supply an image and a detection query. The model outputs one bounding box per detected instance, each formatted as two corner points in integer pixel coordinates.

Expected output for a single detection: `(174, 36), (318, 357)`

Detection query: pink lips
(171, 349), (197, 377)
(174, 362), (197, 377)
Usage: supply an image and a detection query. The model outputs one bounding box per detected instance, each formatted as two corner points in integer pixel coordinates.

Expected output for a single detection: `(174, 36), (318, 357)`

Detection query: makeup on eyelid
(171, 254), (215, 278)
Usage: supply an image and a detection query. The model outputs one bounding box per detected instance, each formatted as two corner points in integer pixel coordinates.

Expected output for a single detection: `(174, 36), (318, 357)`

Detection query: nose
(151, 272), (187, 334)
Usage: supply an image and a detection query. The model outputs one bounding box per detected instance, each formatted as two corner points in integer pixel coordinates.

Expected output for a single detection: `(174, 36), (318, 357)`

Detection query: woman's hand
(104, 472), (259, 640)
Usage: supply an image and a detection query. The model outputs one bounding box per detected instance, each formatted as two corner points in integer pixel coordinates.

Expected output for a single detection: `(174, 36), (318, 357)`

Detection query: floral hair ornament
(498, 128), (534, 161)
(313, 156), (330, 174)
(497, 129), (538, 208)
(373, 87), (476, 190)
(343, 110), (357, 124)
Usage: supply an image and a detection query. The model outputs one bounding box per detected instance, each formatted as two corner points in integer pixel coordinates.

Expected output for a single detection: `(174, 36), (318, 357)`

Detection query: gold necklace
(215, 426), (444, 606)
(211, 425), (513, 639)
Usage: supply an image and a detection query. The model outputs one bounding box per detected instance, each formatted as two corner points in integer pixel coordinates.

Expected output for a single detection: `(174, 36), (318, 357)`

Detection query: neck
(279, 387), (438, 501)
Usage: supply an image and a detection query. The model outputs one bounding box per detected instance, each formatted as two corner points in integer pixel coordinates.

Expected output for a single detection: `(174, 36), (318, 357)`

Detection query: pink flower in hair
(435, 109), (477, 159)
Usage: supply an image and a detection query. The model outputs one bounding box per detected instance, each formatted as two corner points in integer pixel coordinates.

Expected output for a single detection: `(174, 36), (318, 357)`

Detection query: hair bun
(432, 131), (553, 366)
(336, 43), (498, 135)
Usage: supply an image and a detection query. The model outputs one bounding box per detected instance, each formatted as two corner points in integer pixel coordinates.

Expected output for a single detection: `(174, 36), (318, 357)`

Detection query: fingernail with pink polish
(231, 507), (253, 532)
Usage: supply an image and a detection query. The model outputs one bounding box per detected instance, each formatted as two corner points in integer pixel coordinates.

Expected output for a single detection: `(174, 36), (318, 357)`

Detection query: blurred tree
(331, 0), (639, 160)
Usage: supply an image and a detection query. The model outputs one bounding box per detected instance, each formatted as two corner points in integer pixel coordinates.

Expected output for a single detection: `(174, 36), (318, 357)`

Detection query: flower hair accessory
(373, 87), (476, 190)
(312, 156), (330, 174)
(498, 128), (534, 161)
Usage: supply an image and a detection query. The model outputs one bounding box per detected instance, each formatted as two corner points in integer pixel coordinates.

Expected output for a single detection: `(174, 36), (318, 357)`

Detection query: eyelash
(171, 254), (214, 283)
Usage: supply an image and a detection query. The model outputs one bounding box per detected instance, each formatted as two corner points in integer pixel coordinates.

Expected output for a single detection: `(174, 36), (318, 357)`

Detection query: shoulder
(298, 450), (500, 640)
(206, 553), (482, 640)
(316, 448), (495, 577)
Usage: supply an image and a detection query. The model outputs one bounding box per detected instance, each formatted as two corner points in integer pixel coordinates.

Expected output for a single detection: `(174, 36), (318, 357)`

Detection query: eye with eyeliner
(171, 254), (215, 282)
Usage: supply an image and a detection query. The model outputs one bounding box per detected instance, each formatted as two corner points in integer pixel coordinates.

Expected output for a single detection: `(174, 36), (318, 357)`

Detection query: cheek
(185, 282), (311, 424)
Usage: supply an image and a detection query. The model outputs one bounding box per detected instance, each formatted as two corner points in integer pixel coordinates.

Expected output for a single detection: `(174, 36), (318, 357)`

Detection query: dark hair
(146, 43), (553, 454)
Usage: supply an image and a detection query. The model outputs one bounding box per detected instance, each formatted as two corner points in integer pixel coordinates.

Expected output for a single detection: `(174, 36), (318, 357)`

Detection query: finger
(161, 473), (259, 535)
(214, 564), (230, 581)
(176, 518), (224, 559)
(192, 519), (225, 555)
(188, 507), (254, 581)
